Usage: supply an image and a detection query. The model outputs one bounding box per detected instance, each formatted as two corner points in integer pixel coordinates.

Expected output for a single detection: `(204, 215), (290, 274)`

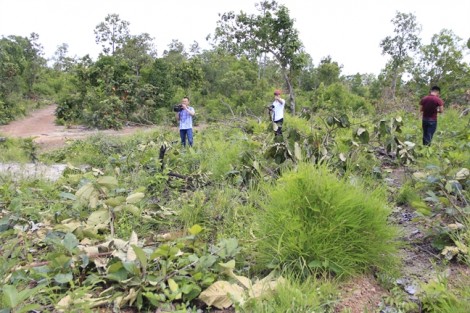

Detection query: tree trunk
(391, 70), (398, 100)
(283, 71), (295, 115)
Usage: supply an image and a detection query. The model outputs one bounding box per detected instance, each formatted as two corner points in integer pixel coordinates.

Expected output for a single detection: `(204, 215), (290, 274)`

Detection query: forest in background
(1, 2), (469, 129)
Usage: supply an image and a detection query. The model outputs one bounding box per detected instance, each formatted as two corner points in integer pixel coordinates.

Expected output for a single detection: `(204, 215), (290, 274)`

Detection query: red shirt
(420, 95), (443, 121)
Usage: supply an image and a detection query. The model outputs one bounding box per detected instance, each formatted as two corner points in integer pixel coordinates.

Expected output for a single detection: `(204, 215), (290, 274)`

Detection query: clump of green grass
(395, 182), (420, 206)
(255, 163), (399, 278)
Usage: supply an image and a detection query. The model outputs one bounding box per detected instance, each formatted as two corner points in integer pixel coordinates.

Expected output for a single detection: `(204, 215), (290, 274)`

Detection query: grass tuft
(255, 163), (399, 278)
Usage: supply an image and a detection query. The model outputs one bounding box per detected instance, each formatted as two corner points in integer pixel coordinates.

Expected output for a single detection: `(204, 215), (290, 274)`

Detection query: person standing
(420, 86), (444, 146)
(270, 89), (285, 136)
(176, 96), (195, 147)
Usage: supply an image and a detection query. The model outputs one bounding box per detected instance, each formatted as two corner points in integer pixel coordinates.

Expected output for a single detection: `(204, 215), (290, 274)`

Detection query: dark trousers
(422, 120), (437, 146)
(180, 128), (193, 147)
(274, 118), (283, 136)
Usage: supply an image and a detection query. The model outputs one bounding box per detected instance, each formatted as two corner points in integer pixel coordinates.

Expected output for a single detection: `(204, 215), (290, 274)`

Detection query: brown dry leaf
(78, 245), (99, 257)
(249, 276), (285, 298)
(126, 231), (139, 261)
(199, 281), (244, 309)
(56, 295), (72, 312)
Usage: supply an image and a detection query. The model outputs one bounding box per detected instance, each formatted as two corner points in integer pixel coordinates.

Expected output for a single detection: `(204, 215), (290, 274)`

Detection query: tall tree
(315, 56), (342, 88)
(115, 33), (156, 77)
(94, 14), (130, 55)
(414, 29), (470, 102)
(24, 32), (46, 97)
(418, 29), (465, 84)
(52, 43), (76, 72)
(213, 0), (306, 114)
(380, 12), (421, 100)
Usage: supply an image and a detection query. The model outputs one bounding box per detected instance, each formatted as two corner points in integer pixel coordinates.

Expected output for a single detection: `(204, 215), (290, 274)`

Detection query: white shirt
(271, 98), (285, 122)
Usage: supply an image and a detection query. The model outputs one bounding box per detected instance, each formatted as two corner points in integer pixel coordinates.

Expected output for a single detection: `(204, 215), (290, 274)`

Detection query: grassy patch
(255, 163), (399, 278)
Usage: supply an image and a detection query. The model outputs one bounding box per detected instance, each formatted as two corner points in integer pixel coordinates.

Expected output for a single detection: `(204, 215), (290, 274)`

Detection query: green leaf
(59, 192), (76, 200)
(182, 284), (201, 301)
(188, 224), (203, 235)
(126, 192), (145, 204)
(339, 115), (350, 128)
(62, 232), (79, 253)
(308, 260), (322, 268)
(8, 198), (22, 211)
(132, 245), (147, 269)
(76, 183), (95, 200)
(16, 303), (40, 313)
(97, 176), (118, 189)
(54, 272), (73, 284)
(122, 261), (140, 275)
(116, 204), (140, 216)
(216, 238), (239, 258)
(3, 285), (19, 307)
(294, 142), (302, 161)
(168, 278), (179, 292)
(86, 209), (110, 230)
(150, 245), (170, 259)
(218, 260), (236, 270)
(356, 127), (369, 144)
(107, 264), (128, 282)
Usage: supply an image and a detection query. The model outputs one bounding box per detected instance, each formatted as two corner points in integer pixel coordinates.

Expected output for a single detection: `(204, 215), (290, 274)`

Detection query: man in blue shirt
(175, 96), (195, 147)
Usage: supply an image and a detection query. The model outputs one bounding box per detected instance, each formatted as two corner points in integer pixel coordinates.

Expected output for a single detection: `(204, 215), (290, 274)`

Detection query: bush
(314, 83), (374, 114)
(255, 163), (398, 278)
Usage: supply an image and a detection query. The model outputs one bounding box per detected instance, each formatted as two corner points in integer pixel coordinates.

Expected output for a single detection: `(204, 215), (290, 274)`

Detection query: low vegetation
(1, 106), (469, 312)
(1, 1), (469, 311)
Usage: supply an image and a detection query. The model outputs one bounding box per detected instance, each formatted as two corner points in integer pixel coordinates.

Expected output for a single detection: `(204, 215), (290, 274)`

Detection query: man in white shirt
(270, 89), (285, 136)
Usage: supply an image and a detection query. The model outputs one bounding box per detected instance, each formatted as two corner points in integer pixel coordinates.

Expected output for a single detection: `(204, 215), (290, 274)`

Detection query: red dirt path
(0, 105), (154, 151)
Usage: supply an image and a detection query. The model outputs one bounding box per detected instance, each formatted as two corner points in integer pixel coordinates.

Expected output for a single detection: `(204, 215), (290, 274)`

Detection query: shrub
(255, 163), (398, 278)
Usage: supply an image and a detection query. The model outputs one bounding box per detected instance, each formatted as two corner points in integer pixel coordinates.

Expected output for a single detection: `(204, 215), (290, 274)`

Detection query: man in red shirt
(420, 86), (444, 145)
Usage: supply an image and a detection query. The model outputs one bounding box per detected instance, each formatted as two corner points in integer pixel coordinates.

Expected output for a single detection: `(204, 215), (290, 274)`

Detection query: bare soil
(0, 104), (154, 151)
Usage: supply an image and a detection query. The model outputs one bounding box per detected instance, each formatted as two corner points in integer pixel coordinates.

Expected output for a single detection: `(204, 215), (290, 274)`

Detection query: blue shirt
(179, 107), (194, 129)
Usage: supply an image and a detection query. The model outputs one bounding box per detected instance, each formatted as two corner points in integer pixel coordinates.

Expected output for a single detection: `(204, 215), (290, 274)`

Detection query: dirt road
(0, 105), (153, 150)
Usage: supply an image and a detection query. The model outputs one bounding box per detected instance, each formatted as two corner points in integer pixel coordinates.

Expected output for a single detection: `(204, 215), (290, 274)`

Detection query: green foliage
(238, 277), (337, 313)
(396, 182), (420, 205)
(85, 96), (126, 130)
(94, 13), (130, 55)
(214, 0), (306, 112)
(313, 82), (374, 114)
(418, 274), (470, 313)
(380, 11), (421, 99)
(0, 137), (38, 163)
(255, 163), (398, 277)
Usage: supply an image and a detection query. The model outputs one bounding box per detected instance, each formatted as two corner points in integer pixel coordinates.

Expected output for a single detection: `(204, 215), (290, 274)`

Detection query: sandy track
(0, 105), (154, 151)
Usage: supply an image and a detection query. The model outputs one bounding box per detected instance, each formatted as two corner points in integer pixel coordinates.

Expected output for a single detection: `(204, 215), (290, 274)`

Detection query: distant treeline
(1, 5), (469, 128)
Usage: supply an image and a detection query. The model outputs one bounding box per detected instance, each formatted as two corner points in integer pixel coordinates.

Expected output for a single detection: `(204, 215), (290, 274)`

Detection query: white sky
(1, 0), (469, 75)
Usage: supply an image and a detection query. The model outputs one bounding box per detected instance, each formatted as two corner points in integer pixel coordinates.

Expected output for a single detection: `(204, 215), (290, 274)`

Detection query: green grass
(255, 163), (399, 278)
(0, 137), (38, 163)
(238, 276), (337, 313)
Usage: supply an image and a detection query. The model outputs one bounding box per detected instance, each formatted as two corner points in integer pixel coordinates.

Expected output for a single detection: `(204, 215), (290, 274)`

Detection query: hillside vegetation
(1, 1), (469, 312)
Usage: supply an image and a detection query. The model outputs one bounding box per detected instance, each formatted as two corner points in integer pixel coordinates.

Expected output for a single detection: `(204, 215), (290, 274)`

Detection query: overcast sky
(1, 0), (469, 75)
